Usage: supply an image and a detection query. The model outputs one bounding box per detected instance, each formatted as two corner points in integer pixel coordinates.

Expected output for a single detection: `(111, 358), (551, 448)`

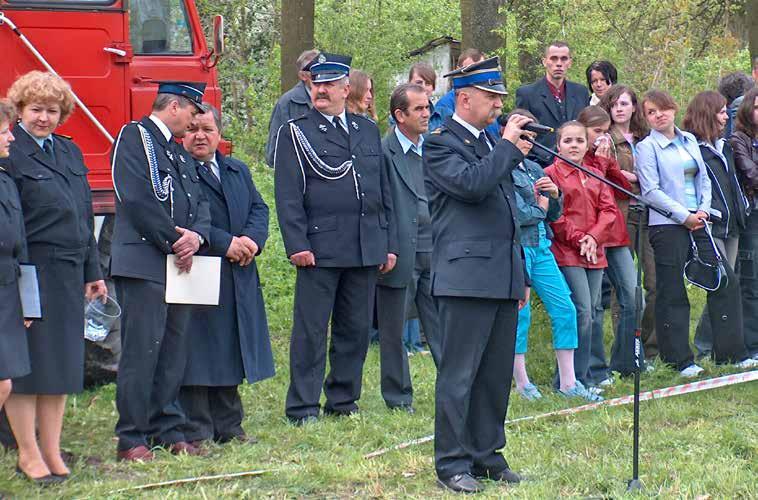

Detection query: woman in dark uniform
(0, 98), (31, 433)
(2, 72), (106, 482)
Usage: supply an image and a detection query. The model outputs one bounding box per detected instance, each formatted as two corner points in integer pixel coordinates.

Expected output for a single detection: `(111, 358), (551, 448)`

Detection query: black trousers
(179, 385), (244, 442)
(405, 251), (441, 365)
(434, 296), (518, 480)
(114, 277), (191, 450)
(285, 266), (377, 419)
(649, 225), (747, 371)
(377, 285), (413, 408)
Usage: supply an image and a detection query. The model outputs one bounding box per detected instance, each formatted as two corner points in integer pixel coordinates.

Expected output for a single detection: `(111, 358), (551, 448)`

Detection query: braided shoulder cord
(137, 124), (174, 218)
(289, 122), (360, 199)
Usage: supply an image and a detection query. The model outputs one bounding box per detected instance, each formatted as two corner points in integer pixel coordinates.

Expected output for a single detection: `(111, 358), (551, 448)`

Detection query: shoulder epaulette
(430, 126), (446, 135)
(53, 132), (72, 140)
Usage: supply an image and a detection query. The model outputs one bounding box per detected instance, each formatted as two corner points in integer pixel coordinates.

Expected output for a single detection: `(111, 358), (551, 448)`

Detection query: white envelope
(165, 255), (221, 305)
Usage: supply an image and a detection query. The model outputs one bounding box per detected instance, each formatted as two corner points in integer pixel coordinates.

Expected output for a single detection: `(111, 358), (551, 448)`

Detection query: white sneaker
(735, 358), (758, 369)
(680, 364), (704, 378)
(598, 377), (614, 387)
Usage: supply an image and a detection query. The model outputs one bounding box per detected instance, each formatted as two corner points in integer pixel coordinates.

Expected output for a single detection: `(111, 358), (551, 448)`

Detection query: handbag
(683, 222), (728, 292)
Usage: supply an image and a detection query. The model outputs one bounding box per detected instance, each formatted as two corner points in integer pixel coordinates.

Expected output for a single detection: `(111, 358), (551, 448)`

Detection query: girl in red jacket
(545, 121), (617, 390)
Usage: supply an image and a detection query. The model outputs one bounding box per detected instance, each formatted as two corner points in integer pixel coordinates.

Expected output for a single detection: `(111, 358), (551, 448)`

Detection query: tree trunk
(280, 0), (314, 94)
(460, 0), (506, 55)
(748, 0), (758, 61)
(511, 0), (546, 84)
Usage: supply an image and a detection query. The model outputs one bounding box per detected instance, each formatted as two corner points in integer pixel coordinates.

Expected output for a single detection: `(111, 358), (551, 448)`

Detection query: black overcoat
(183, 153), (274, 385)
(274, 108), (397, 267)
(110, 117), (211, 283)
(0, 166), (30, 380)
(1, 126), (101, 393)
(423, 117), (527, 300)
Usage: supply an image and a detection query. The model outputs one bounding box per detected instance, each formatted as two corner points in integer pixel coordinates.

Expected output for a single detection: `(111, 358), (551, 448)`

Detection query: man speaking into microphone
(423, 56), (532, 493)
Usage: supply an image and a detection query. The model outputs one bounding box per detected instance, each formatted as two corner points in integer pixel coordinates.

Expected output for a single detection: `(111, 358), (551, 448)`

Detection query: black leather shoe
(475, 468), (522, 484)
(288, 415), (319, 426)
(436, 473), (484, 493)
(15, 465), (64, 487)
(323, 406), (359, 417)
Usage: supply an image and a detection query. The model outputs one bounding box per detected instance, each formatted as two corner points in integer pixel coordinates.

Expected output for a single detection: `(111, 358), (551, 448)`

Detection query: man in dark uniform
(265, 49), (319, 167)
(423, 57), (532, 493)
(110, 82), (211, 461)
(274, 53), (397, 425)
(376, 83), (440, 413)
(179, 105), (274, 446)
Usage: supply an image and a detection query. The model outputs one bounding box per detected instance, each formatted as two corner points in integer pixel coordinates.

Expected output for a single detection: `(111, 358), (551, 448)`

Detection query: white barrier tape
(363, 370), (758, 460)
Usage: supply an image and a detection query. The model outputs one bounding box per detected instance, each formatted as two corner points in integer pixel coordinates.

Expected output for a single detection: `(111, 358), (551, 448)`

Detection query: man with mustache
(423, 56), (531, 493)
(515, 41), (591, 167)
(274, 53), (397, 425)
(180, 105), (274, 446)
(375, 83), (439, 414)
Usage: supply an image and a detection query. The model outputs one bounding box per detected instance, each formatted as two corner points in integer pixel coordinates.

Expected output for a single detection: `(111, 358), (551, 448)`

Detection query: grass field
(1, 162), (756, 499)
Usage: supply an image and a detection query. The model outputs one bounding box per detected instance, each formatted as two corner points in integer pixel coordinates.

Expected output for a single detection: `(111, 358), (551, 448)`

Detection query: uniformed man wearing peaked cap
(110, 81), (211, 461)
(274, 53), (398, 425)
(423, 57), (532, 493)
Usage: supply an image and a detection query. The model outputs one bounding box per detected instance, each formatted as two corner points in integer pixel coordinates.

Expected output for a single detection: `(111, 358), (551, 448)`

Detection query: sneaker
(680, 364), (704, 378)
(598, 377), (614, 387)
(558, 381), (604, 402)
(735, 358), (758, 369)
(516, 383), (542, 401)
(644, 362), (655, 373)
(587, 385), (604, 395)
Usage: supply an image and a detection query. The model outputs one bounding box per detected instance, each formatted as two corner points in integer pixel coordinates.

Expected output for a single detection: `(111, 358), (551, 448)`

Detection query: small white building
(394, 36), (461, 101)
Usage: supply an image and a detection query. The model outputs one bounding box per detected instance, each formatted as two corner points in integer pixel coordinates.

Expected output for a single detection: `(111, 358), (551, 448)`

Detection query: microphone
(496, 115), (554, 134)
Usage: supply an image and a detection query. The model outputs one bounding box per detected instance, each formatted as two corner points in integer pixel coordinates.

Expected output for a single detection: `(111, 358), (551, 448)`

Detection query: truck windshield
(129, 0), (193, 55)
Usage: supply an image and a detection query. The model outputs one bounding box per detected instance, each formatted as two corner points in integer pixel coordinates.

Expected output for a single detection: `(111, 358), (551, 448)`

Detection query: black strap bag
(683, 223), (728, 292)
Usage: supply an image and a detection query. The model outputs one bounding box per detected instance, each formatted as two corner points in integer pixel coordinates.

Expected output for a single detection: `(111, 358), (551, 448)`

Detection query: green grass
(1, 161), (756, 499)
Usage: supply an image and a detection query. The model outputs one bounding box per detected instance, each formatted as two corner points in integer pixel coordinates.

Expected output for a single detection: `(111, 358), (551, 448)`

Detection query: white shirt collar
(318, 110), (349, 133)
(394, 126), (423, 156)
(149, 114), (173, 142)
(452, 113), (484, 139)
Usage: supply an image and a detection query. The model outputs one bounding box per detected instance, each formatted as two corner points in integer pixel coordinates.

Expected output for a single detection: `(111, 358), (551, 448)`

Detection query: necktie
(201, 161), (222, 189)
(43, 138), (55, 163)
(332, 116), (349, 141)
(478, 131), (492, 151)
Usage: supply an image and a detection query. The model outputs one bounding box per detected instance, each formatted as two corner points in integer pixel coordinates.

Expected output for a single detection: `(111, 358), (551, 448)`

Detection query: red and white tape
(363, 370), (758, 459)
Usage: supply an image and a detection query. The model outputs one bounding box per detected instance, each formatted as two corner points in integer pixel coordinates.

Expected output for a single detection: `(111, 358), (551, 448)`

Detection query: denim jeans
(560, 266), (604, 386)
(402, 319), (423, 353)
(517, 245), (577, 353)
(590, 246), (644, 380)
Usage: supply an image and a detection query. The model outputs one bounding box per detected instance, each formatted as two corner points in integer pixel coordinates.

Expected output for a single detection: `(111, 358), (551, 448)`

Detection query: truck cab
(0, 0), (225, 213)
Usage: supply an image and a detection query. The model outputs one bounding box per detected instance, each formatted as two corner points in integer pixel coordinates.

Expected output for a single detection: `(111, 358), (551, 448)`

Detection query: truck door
(127, 0), (218, 118)
(0, 0), (128, 194)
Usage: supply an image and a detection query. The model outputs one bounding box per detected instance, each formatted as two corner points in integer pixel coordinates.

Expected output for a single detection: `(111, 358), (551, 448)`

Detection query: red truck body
(0, 0), (225, 213)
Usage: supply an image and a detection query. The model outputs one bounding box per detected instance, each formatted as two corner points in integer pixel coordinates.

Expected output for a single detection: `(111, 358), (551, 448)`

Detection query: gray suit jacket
(377, 129), (422, 288)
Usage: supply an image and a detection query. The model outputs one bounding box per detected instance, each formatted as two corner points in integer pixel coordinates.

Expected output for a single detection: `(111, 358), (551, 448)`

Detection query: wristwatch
(196, 233), (205, 245)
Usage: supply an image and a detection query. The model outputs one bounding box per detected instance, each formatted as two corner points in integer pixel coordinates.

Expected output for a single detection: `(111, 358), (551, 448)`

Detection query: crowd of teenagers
(0, 39), (757, 493)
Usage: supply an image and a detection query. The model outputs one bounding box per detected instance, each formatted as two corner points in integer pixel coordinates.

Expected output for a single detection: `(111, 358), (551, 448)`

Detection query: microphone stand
(523, 136), (671, 492)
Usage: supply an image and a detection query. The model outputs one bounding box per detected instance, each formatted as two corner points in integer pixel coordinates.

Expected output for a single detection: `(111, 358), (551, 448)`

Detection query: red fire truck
(0, 0), (226, 214)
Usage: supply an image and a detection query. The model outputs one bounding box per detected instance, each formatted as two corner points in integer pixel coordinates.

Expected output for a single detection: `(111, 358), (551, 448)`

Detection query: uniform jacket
(265, 81), (312, 167)
(545, 158), (617, 268)
(730, 130), (758, 203)
(423, 117), (527, 300)
(515, 78), (591, 166)
(583, 152), (631, 247)
(110, 116), (211, 283)
(636, 128), (712, 227)
(0, 167), (27, 286)
(1, 125), (101, 282)
(698, 139), (748, 240)
(377, 128), (424, 288)
(274, 107), (397, 268)
(184, 153), (274, 385)
(511, 158), (562, 247)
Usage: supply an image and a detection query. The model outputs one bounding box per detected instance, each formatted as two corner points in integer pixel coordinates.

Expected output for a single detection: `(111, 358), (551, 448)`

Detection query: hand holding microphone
(498, 113), (554, 146)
